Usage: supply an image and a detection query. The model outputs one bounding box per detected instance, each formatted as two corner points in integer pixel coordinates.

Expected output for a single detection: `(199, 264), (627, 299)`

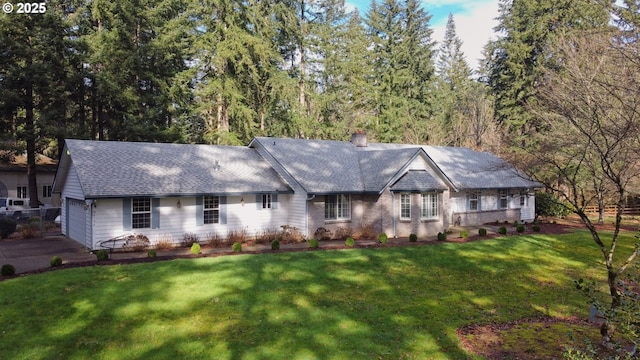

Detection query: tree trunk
(25, 51), (39, 209)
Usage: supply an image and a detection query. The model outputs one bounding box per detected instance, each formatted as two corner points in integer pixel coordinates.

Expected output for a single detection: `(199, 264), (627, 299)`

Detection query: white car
(0, 197), (30, 219)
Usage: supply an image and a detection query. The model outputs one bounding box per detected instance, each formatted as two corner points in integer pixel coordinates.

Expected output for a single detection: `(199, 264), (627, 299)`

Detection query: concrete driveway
(0, 236), (95, 274)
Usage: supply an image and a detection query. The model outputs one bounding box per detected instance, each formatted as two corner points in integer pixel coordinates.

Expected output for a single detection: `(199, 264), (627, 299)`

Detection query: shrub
(532, 224), (541, 232)
(271, 239), (280, 250)
(50, 256), (62, 267)
(155, 239), (174, 250)
(409, 233), (418, 242)
(228, 229), (248, 243)
(232, 241), (242, 252)
(460, 230), (469, 239)
(516, 224), (526, 233)
(513, 220), (519, 227)
(437, 232), (447, 241)
(95, 249), (109, 261)
(314, 227), (332, 241)
(280, 225), (304, 243)
(27, 216), (41, 225)
(147, 249), (157, 258)
(19, 223), (39, 239)
(354, 223), (377, 240)
(190, 243), (201, 255)
(377, 233), (388, 244)
(0, 218), (18, 238)
(535, 191), (571, 217)
(124, 234), (150, 251)
(205, 232), (224, 247)
(334, 226), (353, 240)
(182, 232), (199, 247)
(478, 228), (487, 236)
(1, 264), (16, 276)
(345, 237), (355, 247)
(307, 238), (319, 248)
(498, 226), (507, 235)
(256, 228), (280, 244)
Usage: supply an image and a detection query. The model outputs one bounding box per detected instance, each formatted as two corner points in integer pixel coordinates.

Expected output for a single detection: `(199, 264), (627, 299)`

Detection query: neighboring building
(53, 135), (540, 250)
(0, 153), (59, 206)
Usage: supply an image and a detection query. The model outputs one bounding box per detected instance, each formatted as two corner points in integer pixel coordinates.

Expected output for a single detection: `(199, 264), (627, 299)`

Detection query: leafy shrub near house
(232, 242), (242, 252)
(0, 218), (17, 239)
(378, 233), (388, 244)
(460, 230), (469, 239)
(535, 191), (571, 217)
(532, 224), (541, 232)
(1, 264), (16, 276)
(95, 250), (109, 261)
(314, 227), (332, 241)
(50, 256), (62, 267)
(437, 232), (447, 241)
(345, 237), (355, 247)
(409, 233), (418, 242)
(478, 228), (488, 236)
(271, 239), (280, 250)
(190, 243), (201, 255)
(147, 249), (157, 258)
(516, 225), (526, 233)
(498, 227), (507, 235)
(307, 238), (319, 248)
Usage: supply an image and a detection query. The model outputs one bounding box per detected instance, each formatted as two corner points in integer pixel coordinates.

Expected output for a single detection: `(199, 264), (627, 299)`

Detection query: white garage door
(67, 198), (88, 247)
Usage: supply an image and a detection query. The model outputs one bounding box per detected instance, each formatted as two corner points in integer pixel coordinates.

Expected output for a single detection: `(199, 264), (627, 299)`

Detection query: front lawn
(0, 231), (635, 359)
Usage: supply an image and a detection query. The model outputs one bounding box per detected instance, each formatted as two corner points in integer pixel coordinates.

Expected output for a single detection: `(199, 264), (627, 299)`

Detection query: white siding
(521, 193), (536, 221)
(90, 195), (293, 249)
(60, 164), (86, 240)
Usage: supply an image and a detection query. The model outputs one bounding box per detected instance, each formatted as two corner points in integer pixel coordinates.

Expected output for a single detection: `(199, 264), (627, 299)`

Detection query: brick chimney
(350, 131), (367, 147)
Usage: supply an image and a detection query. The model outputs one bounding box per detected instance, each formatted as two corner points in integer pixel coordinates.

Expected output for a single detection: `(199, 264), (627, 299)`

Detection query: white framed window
(132, 198), (151, 229)
(42, 185), (52, 198)
(204, 196), (220, 224)
(421, 193), (438, 219)
(400, 193), (411, 220)
(262, 194), (272, 209)
(520, 194), (527, 207)
(325, 194), (350, 220)
(17, 186), (27, 198)
(499, 190), (509, 209)
(468, 191), (480, 211)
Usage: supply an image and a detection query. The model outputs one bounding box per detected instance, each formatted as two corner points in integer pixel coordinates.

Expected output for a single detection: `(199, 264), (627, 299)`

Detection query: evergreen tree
(487, 0), (612, 142)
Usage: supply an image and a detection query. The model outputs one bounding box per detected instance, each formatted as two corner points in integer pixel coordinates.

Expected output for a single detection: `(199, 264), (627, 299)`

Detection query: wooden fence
(584, 205), (640, 216)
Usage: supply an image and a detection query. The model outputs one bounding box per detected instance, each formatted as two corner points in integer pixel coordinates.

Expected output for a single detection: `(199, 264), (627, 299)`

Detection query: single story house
(53, 134), (540, 250)
(0, 153), (60, 206)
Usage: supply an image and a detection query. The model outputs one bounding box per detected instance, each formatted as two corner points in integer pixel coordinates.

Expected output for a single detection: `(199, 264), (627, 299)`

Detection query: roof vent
(350, 131), (367, 147)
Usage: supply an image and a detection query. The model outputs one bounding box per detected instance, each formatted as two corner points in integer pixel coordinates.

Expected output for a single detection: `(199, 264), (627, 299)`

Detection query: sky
(345, 0), (501, 71)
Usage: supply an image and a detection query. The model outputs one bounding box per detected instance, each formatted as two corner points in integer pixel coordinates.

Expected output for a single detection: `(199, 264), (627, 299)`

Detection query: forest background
(0, 0), (638, 173)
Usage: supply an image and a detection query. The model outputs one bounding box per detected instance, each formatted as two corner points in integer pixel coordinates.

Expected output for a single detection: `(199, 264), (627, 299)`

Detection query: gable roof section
(358, 148), (424, 192)
(59, 139), (292, 199)
(390, 170), (449, 192)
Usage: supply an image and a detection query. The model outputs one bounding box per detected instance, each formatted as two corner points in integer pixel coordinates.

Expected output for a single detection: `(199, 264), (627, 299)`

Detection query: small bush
(27, 217), (41, 224)
(256, 228), (280, 244)
(314, 227), (332, 241)
(478, 228), (488, 236)
(516, 224), (526, 233)
(205, 232), (224, 247)
(513, 220), (519, 227)
(498, 226), (507, 235)
(228, 229), (248, 243)
(19, 223), (39, 239)
(437, 232), (447, 241)
(354, 223), (377, 240)
(154, 235), (174, 250)
(378, 233), (388, 244)
(182, 232), (199, 247)
(535, 191), (571, 217)
(532, 224), (541, 232)
(124, 234), (150, 251)
(147, 249), (157, 258)
(1, 264), (16, 276)
(271, 239), (280, 250)
(96, 249), (109, 261)
(409, 233), (418, 242)
(190, 243), (201, 255)
(50, 256), (62, 267)
(232, 242), (242, 252)
(334, 226), (353, 240)
(307, 238), (319, 248)
(345, 237), (355, 247)
(460, 230), (469, 239)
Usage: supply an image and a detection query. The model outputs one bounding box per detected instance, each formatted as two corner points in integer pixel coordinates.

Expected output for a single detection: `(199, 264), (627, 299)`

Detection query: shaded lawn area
(0, 231), (635, 359)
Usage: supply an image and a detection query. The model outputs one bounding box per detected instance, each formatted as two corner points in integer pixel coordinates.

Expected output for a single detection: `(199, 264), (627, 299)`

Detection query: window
(17, 186), (27, 198)
(400, 193), (411, 220)
(421, 193), (438, 219)
(468, 192), (480, 211)
(520, 194), (527, 207)
(262, 194), (272, 209)
(132, 198), (151, 229)
(324, 194), (350, 220)
(499, 190), (509, 209)
(204, 196), (220, 224)
(42, 185), (52, 198)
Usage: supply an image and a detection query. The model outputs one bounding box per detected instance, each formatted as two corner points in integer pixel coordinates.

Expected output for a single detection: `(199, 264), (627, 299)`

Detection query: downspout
(391, 192), (397, 238)
(306, 194), (315, 238)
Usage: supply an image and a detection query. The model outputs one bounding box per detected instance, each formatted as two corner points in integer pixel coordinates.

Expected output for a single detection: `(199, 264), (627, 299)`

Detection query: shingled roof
(57, 140), (292, 198)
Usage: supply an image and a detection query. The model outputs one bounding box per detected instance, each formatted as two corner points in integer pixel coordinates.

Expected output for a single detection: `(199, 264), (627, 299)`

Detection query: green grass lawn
(0, 231), (636, 359)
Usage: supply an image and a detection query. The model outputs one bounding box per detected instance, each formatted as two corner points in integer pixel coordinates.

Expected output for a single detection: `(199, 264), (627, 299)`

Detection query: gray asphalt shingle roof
(64, 139), (292, 198)
(390, 170), (449, 192)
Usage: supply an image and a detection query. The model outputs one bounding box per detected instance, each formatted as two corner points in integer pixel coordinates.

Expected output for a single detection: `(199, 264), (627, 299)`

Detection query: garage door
(67, 198), (88, 247)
